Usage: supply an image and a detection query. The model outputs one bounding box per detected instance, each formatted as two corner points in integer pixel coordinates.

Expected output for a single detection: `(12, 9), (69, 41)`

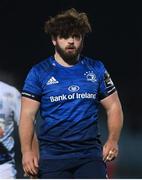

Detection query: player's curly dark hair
(44, 8), (92, 38)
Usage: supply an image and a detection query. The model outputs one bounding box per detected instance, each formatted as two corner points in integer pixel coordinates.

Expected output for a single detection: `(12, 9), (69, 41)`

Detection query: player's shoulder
(32, 56), (53, 73)
(82, 56), (105, 69)
(0, 81), (15, 90)
(0, 81), (20, 96)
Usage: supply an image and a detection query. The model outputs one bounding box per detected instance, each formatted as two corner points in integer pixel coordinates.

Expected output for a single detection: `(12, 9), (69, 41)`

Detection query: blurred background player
(0, 80), (21, 179)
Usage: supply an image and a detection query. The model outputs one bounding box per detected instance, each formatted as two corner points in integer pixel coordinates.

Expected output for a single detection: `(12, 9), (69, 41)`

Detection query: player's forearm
(32, 132), (39, 158)
(107, 103), (123, 143)
(19, 115), (35, 154)
(19, 97), (40, 155)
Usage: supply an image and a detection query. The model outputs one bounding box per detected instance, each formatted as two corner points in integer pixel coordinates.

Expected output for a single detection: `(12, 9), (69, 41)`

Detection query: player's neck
(54, 53), (80, 67)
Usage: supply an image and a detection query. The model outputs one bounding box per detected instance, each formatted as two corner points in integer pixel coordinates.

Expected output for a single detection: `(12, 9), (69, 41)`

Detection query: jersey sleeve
(22, 67), (42, 102)
(98, 62), (116, 100)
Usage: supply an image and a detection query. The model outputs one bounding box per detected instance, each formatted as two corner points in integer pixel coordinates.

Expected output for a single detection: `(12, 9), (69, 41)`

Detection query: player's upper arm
(100, 91), (122, 112)
(20, 96), (40, 122)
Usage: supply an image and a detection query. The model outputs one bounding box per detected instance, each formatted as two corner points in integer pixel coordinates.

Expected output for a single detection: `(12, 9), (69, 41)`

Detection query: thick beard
(55, 43), (83, 65)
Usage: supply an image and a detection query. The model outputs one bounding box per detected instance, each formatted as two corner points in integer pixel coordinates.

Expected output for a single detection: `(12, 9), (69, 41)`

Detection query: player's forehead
(58, 31), (82, 38)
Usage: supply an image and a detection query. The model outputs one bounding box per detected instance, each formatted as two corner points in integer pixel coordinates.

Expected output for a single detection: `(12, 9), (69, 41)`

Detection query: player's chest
(41, 68), (100, 96)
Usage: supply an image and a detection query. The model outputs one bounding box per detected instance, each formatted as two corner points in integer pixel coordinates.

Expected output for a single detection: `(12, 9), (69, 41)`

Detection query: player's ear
(51, 36), (57, 46)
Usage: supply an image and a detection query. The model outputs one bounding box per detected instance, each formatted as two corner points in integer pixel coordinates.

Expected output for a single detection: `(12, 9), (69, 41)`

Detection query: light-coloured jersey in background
(0, 81), (21, 178)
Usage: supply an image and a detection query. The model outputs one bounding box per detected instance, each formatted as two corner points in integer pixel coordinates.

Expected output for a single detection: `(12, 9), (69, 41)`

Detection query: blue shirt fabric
(22, 56), (116, 159)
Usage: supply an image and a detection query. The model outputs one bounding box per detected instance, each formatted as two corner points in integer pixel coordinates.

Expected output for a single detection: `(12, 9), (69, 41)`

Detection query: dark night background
(0, 0), (142, 178)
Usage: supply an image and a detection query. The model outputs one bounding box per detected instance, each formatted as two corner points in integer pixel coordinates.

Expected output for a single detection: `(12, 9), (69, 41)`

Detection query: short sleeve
(98, 62), (116, 100)
(22, 67), (42, 102)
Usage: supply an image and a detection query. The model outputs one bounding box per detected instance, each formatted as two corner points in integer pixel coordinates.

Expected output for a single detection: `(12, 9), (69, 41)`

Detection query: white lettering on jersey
(49, 92), (96, 102)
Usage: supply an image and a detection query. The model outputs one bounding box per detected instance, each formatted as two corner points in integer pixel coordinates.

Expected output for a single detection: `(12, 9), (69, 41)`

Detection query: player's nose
(68, 37), (74, 44)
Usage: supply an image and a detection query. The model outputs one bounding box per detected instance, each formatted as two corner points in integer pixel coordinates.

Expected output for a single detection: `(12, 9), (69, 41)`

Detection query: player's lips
(66, 47), (76, 51)
(66, 46), (76, 49)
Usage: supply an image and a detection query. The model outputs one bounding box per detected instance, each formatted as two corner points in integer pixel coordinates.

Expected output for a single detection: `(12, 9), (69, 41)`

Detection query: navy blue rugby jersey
(22, 56), (116, 159)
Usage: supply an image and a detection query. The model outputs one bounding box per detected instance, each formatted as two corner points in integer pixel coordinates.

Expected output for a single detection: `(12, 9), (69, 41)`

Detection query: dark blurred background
(0, 0), (142, 178)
